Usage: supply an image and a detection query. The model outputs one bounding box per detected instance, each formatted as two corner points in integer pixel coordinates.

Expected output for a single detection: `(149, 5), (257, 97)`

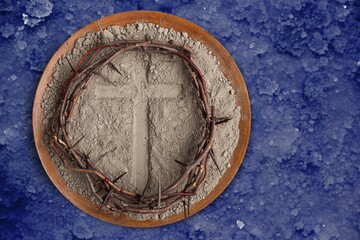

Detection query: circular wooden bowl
(32, 11), (251, 227)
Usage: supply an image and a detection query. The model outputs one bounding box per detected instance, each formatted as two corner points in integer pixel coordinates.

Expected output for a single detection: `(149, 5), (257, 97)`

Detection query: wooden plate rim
(32, 10), (251, 228)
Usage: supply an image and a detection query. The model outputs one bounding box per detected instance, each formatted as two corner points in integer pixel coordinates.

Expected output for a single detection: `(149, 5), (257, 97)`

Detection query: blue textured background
(1, 0), (359, 239)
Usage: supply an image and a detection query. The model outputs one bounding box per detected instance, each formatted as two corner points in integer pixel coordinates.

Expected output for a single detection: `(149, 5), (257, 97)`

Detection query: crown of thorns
(50, 33), (231, 217)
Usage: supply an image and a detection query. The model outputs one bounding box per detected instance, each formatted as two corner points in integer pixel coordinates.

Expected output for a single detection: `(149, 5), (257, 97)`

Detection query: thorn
(104, 76), (117, 87)
(70, 134), (86, 150)
(95, 72), (117, 86)
(82, 149), (94, 169)
(86, 149), (93, 157)
(174, 159), (187, 167)
(65, 56), (76, 72)
(209, 149), (222, 174)
(84, 155), (89, 168)
(182, 200), (187, 218)
(113, 172), (127, 183)
(95, 147), (117, 164)
(215, 117), (232, 125)
(109, 62), (124, 76)
(99, 189), (113, 212)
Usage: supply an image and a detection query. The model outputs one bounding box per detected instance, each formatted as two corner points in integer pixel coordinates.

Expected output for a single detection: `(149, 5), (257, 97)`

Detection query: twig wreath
(49, 28), (231, 217)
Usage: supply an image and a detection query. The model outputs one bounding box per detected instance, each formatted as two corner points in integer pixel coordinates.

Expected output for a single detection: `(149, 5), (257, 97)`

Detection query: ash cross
(95, 56), (183, 192)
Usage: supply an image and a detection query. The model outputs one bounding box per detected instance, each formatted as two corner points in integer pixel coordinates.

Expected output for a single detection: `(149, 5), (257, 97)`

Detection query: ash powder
(41, 22), (241, 220)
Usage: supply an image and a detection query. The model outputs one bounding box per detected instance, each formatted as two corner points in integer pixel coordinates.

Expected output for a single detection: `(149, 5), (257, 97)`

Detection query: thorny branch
(50, 39), (231, 217)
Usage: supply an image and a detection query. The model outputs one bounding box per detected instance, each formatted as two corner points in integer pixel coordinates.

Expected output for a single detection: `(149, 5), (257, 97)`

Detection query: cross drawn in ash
(95, 54), (183, 192)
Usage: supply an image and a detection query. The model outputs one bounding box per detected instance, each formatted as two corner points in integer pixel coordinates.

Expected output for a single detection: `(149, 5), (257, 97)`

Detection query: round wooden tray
(32, 11), (251, 227)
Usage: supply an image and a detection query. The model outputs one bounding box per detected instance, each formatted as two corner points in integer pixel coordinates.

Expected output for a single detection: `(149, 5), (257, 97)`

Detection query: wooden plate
(32, 11), (251, 227)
